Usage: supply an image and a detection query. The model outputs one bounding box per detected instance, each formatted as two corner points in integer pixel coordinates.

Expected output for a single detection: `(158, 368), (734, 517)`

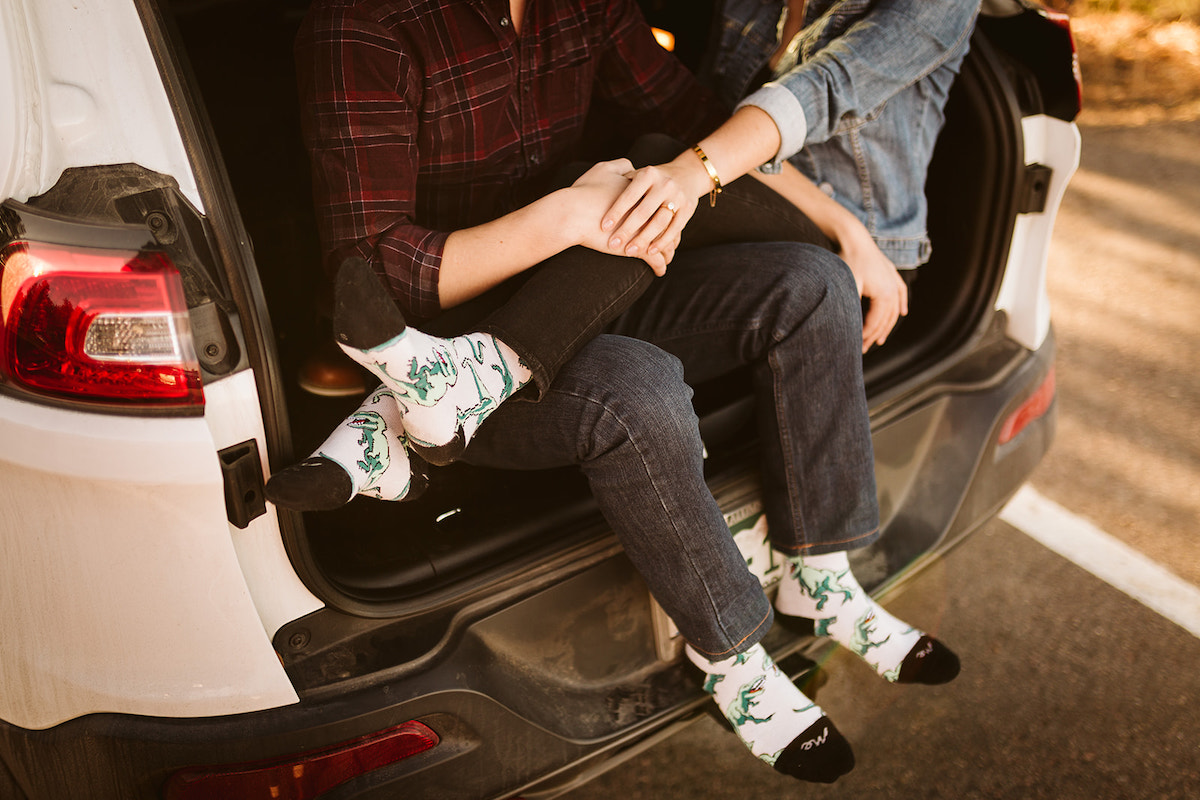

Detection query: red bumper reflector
(998, 366), (1056, 445)
(163, 720), (439, 800)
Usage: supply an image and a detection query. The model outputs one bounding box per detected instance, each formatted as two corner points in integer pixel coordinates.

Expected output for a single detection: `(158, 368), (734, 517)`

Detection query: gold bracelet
(691, 144), (723, 207)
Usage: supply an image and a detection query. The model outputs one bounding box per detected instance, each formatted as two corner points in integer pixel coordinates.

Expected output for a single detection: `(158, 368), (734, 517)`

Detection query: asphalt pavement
(560, 119), (1200, 800)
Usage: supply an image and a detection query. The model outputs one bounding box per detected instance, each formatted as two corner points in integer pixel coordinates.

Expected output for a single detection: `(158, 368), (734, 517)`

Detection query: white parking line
(1001, 485), (1200, 640)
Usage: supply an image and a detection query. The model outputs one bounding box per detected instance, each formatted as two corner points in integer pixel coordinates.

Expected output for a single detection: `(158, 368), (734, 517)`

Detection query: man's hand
(838, 228), (908, 353)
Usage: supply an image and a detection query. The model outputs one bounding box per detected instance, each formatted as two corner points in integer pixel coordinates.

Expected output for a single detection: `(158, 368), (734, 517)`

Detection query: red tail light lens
(0, 241), (203, 406)
(164, 720), (440, 800)
(1043, 9), (1083, 115)
(999, 366), (1056, 445)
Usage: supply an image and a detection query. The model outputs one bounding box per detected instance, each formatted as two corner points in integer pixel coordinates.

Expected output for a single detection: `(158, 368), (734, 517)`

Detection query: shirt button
(819, 182), (835, 197)
(499, 16), (509, 26)
(530, 153), (541, 165)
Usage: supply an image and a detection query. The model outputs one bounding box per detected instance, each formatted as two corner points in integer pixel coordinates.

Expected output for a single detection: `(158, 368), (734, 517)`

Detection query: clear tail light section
(0, 240), (203, 407)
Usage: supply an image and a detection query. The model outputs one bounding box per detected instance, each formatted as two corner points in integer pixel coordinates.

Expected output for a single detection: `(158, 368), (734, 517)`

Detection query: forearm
(438, 188), (587, 309)
(749, 161), (865, 250)
(662, 105), (787, 202)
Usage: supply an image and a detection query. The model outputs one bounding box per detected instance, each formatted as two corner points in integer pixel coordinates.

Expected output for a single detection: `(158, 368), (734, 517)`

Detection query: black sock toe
(265, 457), (354, 511)
(897, 635), (961, 685)
(334, 257), (408, 351)
(774, 716), (855, 783)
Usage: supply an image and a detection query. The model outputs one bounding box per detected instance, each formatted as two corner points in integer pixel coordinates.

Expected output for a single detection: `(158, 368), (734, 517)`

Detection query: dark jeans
(426, 135), (832, 396)
(459, 242), (880, 659)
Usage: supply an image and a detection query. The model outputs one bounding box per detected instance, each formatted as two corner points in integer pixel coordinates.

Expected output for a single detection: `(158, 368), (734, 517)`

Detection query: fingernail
(626, 244), (639, 256)
(610, 236), (622, 249)
(602, 219), (614, 231)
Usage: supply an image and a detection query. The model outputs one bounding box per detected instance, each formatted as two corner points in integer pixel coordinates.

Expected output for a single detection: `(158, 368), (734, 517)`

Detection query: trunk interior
(166, 0), (1023, 615)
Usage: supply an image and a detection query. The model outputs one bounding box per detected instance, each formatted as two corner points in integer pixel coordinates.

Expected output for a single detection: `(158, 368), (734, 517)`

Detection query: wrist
(672, 151), (719, 202)
(548, 186), (594, 248)
(689, 144), (724, 207)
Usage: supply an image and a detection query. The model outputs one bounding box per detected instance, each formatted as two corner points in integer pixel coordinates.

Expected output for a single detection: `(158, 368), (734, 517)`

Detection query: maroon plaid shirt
(295, 0), (724, 321)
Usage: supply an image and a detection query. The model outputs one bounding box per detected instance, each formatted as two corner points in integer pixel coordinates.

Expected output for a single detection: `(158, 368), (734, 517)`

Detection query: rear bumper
(0, 333), (1056, 800)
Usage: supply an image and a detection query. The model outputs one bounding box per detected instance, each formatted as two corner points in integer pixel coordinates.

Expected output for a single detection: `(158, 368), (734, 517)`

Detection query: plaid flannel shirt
(295, 0), (724, 321)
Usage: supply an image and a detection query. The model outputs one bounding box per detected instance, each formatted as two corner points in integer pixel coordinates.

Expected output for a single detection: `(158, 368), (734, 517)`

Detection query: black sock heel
(265, 457), (355, 511)
(334, 257), (408, 351)
(408, 433), (467, 467)
(773, 716), (855, 783)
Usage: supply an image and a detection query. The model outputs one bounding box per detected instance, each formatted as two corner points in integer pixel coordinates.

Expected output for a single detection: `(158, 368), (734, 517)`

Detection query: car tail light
(163, 720), (440, 800)
(998, 366), (1055, 445)
(0, 240), (203, 407)
(1043, 8), (1083, 115)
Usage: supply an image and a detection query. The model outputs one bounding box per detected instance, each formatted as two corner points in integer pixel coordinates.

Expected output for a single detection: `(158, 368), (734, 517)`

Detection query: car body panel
(0, 0), (199, 210)
(995, 114), (1080, 350)
(0, 381), (299, 729)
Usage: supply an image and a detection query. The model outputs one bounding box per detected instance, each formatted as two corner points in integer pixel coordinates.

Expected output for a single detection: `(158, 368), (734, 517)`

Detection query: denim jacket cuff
(735, 82), (808, 174)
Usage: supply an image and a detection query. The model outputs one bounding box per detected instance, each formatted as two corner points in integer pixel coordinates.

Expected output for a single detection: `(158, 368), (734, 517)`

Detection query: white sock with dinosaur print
(314, 385), (419, 502)
(331, 256), (532, 466)
(685, 643), (854, 783)
(774, 550), (960, 685)
(264, 385), (429, 511)
(339, 326), (531, 462)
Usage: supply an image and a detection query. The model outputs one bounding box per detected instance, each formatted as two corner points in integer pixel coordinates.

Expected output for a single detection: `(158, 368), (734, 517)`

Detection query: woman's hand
(599, 160), (706, 266)
(570, 159), (683, 275)
(838, 227), (908, 352)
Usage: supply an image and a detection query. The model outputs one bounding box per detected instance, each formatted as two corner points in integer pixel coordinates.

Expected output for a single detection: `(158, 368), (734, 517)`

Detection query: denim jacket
(701, 0), (981, 267)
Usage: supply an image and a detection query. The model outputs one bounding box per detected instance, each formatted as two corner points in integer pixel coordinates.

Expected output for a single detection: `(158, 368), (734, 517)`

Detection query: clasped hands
(570, 158), (698, 277)
(570, 157), (907, 352)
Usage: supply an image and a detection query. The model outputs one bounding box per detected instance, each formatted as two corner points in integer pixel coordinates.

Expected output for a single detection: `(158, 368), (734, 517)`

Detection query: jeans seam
(685, 605), (773, 660)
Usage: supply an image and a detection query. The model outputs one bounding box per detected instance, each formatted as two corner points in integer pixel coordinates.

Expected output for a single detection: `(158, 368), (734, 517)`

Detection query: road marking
(1001, 485), (1200, 639)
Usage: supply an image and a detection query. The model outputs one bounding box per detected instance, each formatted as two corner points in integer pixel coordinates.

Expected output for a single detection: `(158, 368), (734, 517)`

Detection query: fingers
(577, 158), (633, 186)
(643, 231), (682, 276)
(602, 166), (688, 257)
(861, 275), (907, 352)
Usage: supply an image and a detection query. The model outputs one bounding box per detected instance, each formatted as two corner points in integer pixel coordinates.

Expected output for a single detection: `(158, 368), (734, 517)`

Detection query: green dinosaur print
(346, 407), (390, 491)
(727, 676), (775, 726)
(374, 342), (458, 409)
(703, 673), (725, 694)
(454, 355), (495, 422)
(794, 564), (855, 611)
(814, 615), (837, 638)
(849, 609), (891, 656)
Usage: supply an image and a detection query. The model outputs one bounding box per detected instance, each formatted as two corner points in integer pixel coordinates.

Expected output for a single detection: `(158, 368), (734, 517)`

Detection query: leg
(611, 241), (957, 684)
(460, 334), (771, 656)
(608, 242), (879, 552)
(461, 334), (853, 781)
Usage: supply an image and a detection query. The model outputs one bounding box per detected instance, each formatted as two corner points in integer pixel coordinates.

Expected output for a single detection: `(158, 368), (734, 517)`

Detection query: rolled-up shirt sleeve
(736, 0), (980, 170)
(296, 5), (444, 319)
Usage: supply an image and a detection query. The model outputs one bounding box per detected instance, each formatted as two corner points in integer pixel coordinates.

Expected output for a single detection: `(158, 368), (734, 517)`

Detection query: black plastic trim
(130, 0), (294, 466)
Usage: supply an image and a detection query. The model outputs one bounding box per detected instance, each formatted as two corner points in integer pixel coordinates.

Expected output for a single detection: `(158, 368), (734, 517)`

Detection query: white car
(0, 0), (1078, 797)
